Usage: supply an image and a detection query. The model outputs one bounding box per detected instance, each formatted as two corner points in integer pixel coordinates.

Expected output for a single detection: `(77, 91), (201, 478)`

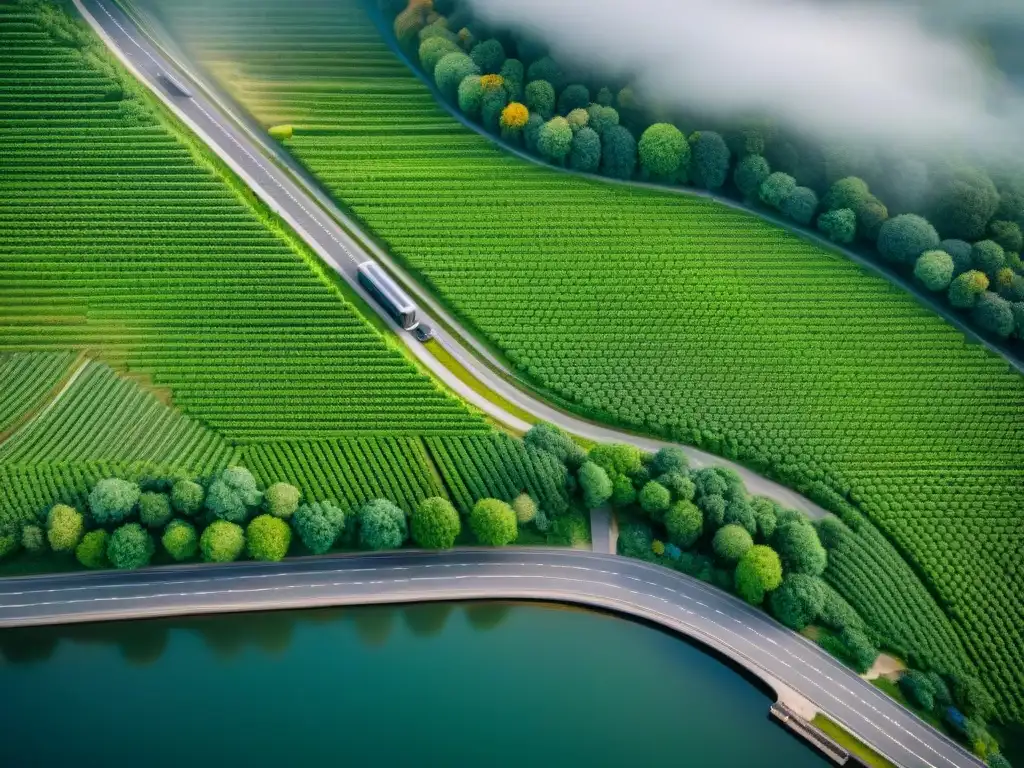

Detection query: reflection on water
(0, 601), (517, 665)
(0, 600), (828, 768)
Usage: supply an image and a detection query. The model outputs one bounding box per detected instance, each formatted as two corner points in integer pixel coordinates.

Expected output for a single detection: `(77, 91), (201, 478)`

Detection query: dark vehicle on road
(157, 71), (192, 98)
(412, 324), (435, 343)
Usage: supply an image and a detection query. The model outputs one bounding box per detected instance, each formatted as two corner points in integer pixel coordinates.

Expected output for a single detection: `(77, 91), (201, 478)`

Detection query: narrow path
(589, 505), (614, 554)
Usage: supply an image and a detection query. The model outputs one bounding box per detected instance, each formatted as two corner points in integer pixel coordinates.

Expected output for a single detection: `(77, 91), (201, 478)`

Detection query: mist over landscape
(463, 0), (1024, 161)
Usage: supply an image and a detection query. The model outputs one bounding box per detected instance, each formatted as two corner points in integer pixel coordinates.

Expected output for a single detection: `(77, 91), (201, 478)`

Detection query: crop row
(0, 6), (486, 442)
(0, 359), (233, 472)
(0, 351), (76, 433)
(425, 434), (569, 516)
(240, 438), (443, 515)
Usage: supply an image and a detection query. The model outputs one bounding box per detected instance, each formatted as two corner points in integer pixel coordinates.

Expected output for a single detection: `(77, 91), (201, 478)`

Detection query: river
(0, 601), (828, 767)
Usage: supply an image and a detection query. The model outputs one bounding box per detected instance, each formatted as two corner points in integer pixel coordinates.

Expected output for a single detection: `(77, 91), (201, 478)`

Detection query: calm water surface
(0, 601), (828, 767)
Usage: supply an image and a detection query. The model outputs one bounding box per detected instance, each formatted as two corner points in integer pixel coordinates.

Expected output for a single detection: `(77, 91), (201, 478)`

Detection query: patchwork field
(134, 0), (1024, 717)
(0, 1), (565, 546)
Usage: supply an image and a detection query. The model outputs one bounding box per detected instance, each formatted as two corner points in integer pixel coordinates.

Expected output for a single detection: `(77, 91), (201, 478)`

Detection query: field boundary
(364, 4), (1024, 374)
(0, 354), (90, 449)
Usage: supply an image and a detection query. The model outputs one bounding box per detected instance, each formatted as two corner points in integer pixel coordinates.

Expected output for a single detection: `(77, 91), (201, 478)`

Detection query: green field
(135, 0), (1024, 718)
(0, 1), (577, 546)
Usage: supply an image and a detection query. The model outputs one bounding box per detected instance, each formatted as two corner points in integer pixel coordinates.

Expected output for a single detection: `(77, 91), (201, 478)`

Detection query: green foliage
(358, 499), (407, 551)
(171, 480), (204, 517)
(877, 214), (940, 265)
(21, 523), (46, 554)
(823, 177), (870, 212)
(928, 165), (1000, 240)
(557, 84), (590, 115)
(585, 104), (619, 136)
(690, 131), (731, 190)
(469, 38), (505, 74)
(565, 108), (589, 132)
(138, 492), (173, 529)
(264, 482), (301, 519)
(769, 573), (827, 630)
(734, 545), (782, 605)
(205, 466), (262, 524)
(524, 79), (555, 120)
(948, 270), (990, 309)
(434, 51), (480, 100)
(457, 75), (483, 117)
(650, 446), (687, 476)
(46, 504), (84, 553)
(199, 520), (245, 563)
(665, 500), (702, 549)
(639, 481), (671, 517)
(972, 292), (1015, 337)
(697, 493), (726, 530)
(161, 519), (198, 562)
(639, 123), (689, 181)
(411, 496), (461, 549)
(523, 422), (585, 468)
(246, 514), (292, 562)
(107, 522), (154, 569)
(537, 117), (573, 163)
(293, 500), (346, 555)
(915, 250), (955, 291)
(578, 461), (612, 509)
(610, 474), (636, 507)
(499, 58), (524, 100)
(817, 208), (857, 244)
(941, 239), (974, 275)
(899, 669), (937, 712)
(759, 172), (797, 210)
(526, 56), (563, 89)
(419, 35), (460, 75)
(75, 529), (108, 569)
(723, 498), (756, 536)
(89, 478), (140, 526)
(823, 626), (878, 673)
(750, 497), (779, 541)
(734, 154), (771, 201)
(511, 493), (537, 525)
(773, 521), (827, 576)
(569, 126), (601, 172)
(470, 498), (517, 546)
(971, 240), (1006, 279)
(782, 186), (819, 225)
(987, 220), (1022, 254)
(713, 523), (753, 564)
(600, 124), (637, 179)
(588, 443), (642, 477)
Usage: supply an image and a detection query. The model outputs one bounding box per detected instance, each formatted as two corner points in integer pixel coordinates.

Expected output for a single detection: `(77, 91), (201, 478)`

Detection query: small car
(411, 323), (435, 343)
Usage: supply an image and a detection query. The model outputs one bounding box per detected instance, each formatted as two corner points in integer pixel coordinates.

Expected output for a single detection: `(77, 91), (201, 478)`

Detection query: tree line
(384, 0), (1024, 348)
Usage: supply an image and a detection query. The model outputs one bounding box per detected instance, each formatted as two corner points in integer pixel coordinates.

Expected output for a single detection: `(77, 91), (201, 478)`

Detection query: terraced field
(0, 359), (232, 469)
(0, 0), (483, 441)
(0, 351), (78, 434)
(0, 0), (499, 532)
(135, 0), (1024, 718)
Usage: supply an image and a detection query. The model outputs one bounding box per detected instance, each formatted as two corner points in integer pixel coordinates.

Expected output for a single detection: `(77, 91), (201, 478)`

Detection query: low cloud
(462, 0), (1024, 160)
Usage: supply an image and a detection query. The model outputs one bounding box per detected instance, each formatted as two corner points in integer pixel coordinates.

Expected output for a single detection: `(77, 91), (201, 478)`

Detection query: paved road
(79, 0), (830, 520)
(0, 549), (981, 768)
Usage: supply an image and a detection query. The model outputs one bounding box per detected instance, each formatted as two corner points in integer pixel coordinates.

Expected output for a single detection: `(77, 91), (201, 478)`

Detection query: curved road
(0, 549), (981, 768)
(78, 0), (828, 519)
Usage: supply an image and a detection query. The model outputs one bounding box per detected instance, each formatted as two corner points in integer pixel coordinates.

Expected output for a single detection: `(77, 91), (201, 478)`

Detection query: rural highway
(0, 549), (982, 768)
(79, 0), (829, 521)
